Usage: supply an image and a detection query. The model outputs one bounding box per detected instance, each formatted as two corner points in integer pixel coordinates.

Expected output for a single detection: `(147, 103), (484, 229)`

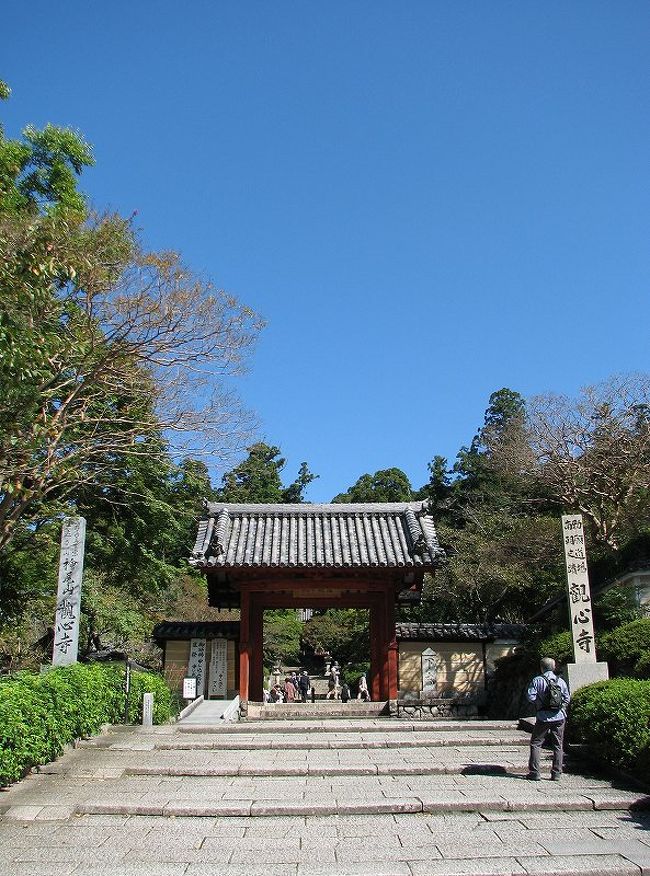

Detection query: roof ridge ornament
(404, 508), (428, 558)
(211, 508), (231, 557)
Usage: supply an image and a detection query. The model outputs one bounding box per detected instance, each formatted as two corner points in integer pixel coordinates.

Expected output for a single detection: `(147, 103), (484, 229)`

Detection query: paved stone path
(1, 717), (649, 875)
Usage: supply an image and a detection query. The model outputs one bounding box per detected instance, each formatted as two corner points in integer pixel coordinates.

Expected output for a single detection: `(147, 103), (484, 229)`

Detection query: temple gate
(190, 501), (444, 709)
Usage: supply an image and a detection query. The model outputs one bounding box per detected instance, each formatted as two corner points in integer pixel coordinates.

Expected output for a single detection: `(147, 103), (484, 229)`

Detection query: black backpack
(543, 675), (564, 710)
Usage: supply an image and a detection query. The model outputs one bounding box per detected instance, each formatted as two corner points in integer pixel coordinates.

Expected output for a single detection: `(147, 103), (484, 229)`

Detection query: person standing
(525, 657), (570, 781)
(357, 674), (369, 701)
(284, 676), (296, 703)
(298, 670), (310, 702)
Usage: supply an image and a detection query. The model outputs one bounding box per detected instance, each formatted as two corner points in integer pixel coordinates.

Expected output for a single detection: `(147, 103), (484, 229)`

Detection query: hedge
(0, 662), (176, 787)
(569, 678), (650, 777)
(599, 619), (650, 677)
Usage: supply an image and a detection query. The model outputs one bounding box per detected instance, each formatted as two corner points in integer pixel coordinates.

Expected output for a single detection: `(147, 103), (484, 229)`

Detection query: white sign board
(52, 517), (86, 666)
(562, 514), (597, 663)
(208, 638), (228, 698)
(183, 677), (197, 699)
(188, 638), (207, 695)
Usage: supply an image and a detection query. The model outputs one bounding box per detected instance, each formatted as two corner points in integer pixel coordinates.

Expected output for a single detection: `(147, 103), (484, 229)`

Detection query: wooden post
(384, 590), (398, 701)
(239, 589), (251, 703)
(369, 602), (382, 702)
(249, 595), (264, 702)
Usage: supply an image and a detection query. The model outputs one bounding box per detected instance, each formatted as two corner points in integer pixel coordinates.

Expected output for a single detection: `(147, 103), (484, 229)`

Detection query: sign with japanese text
(208, 638), (228, 698)
(182, 677), (197, 699)
(562, 514), (596, 664)
(188, 638), (207, 695)
(52, 517), (86, 666)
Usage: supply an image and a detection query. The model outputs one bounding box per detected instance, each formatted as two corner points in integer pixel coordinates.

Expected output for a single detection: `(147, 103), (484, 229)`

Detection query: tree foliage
(218, 442), (317, 503)
(301, 609), (370, 667)
(332, 468), (413, 503)
(0, 92), (262, 551)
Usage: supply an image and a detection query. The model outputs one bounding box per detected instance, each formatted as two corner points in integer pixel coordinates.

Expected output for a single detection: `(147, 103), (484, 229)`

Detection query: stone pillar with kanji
(52, 517), (86, 666)
(561, 514), (609, 692)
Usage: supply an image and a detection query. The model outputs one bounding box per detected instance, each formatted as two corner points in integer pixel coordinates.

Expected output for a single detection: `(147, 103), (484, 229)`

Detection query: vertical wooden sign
(52, 517), (86, 666)
(562, 514), (597, 663)
(208, 638), (228, 698)
(188, 638), (207, 695)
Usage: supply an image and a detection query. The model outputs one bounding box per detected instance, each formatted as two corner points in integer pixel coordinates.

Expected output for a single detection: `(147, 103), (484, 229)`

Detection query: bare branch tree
(0, 212), (263, 550)
(526, 374), (650, 549)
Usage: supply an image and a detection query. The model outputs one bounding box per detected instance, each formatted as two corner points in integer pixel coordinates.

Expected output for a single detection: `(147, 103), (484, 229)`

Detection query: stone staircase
(0, 716), (649, 875)
(247, 699), (388, 719)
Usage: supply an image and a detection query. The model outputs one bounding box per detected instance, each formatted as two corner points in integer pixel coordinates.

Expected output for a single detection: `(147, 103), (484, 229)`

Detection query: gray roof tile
(190, 502), (444, 570)
(395, 622), (527, 642)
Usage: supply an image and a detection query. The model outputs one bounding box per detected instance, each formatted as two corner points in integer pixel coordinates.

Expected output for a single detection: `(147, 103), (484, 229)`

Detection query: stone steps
(2, 717), (650, 875)
(248, 700), (388, 720)
(175, 718), (516, 734)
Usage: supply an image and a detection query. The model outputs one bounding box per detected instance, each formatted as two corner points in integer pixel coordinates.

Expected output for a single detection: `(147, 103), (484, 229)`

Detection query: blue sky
(3, 2), (649, 501)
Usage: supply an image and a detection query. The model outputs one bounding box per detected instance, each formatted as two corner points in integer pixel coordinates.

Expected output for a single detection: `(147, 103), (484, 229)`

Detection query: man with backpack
(525, 657), (571, 781)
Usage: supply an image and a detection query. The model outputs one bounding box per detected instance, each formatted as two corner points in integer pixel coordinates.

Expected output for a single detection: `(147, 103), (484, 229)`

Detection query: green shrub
(534, 630), (574, 666)
(635, 652), (650, 679)
(569, 678), (650, 775)
(127, 669), (175, 724)
(0, 662), (176, 787)
(600, 619), (650, 676)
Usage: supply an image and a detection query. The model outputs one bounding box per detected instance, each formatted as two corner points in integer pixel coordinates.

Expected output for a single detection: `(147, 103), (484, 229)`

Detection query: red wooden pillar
(369, 600), (382, 702)
(249, 595), (264, 702)
(384, 589), (398, 701)
(239, 589), (251, 702)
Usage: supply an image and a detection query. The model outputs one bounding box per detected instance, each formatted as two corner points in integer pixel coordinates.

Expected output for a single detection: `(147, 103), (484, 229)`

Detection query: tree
(301, 609), (370, 667)
(452, 388), (531, 509)
(0, 80), (93, 218)
(332, 468), (413, 503)
(218, 442), (317, 503)
(525, 374), (650, 550)
(0, 92), (262, 550)
(414, 455), (452, 510)
(408, 388), (563, 625)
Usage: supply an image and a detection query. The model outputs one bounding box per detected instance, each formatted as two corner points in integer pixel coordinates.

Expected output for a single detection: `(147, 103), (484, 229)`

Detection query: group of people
(265, 669), (311, 703)
(263, 666), (371, 704)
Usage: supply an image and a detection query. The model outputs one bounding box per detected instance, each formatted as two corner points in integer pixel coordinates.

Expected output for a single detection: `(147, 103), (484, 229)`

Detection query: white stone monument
(561, 514), (609, 692)
(142, 692), (154, 727)
(52, 517), (86, 666)
(421, 647), (437, 699)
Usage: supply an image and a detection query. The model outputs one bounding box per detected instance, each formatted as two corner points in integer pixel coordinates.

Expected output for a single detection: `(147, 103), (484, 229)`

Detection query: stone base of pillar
(566, 662), (609, 693)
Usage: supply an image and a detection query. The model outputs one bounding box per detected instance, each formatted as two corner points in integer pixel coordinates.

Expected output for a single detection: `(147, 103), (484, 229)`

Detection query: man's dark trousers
(528, 719), (565, 778)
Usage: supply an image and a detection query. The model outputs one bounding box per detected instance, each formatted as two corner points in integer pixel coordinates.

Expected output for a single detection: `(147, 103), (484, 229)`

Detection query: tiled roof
(190, 502), (444, 570)
(152, 621), (240, 641)
(395, 622), (527, 642)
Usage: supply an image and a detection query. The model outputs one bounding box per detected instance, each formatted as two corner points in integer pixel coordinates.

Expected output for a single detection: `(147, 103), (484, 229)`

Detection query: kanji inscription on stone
(562, 514), (597, 664)
(52, 517), (86, 667)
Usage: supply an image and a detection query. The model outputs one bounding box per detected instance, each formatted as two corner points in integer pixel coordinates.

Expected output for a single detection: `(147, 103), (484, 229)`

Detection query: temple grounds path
(1, 716), (649, 875)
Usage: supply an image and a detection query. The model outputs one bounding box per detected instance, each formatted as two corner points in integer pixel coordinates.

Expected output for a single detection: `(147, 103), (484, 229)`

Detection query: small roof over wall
(395, 622), (527, 643)
(152, 621), (240, 642)
(190, 501), (444, 571)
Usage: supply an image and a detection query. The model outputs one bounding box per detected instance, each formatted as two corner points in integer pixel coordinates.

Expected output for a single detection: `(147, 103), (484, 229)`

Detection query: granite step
(176, 718), (519, 734)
